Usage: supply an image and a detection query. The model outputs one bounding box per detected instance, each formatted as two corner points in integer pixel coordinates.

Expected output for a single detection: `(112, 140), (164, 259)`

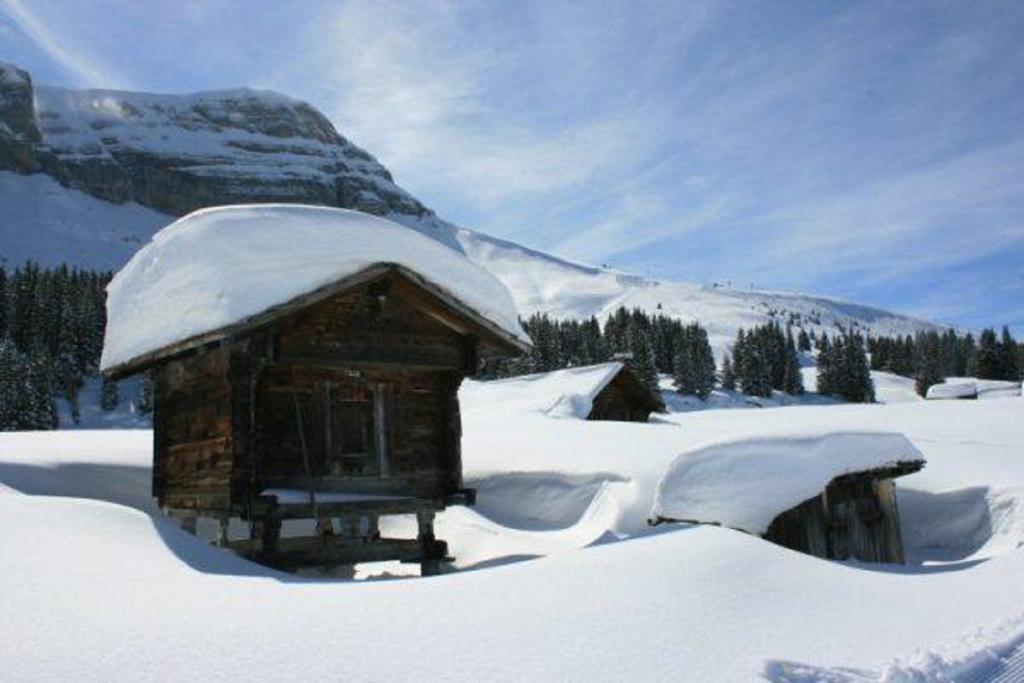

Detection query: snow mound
(926, 377), (1021, 401)
(100, 204), (529, 372)
(651, 431), (925, 535)
(927, 381), (979, 400)
(461, 362), (624, 419)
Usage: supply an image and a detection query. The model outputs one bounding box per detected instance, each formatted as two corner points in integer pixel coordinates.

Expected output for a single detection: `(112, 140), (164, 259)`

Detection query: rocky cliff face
(0, 62), (428, 218)
(0, 63), (42, 171)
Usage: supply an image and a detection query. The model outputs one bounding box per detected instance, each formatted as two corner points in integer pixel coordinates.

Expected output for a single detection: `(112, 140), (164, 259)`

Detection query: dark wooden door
(322, 380), (392, 480)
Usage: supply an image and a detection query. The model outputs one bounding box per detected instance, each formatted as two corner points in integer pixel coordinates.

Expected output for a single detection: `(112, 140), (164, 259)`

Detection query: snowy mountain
(0, 62), (943, 352)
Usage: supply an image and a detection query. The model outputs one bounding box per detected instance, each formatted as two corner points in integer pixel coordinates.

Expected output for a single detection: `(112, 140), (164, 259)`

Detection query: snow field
(1, 364), (1022, 680)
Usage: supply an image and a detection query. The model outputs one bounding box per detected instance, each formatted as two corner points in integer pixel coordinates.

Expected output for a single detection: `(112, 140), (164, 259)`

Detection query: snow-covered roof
(461, 362), (655, 420)
(943, 377), (1022, 399)
(650, 431), (925, 535)
(100, 204), (530, 373)
(926, 381), (978, 400)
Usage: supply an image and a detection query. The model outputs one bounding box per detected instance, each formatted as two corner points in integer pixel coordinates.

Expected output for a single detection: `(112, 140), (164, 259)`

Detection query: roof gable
(100, 205), (530, 376)
(104, 265), (528, 377)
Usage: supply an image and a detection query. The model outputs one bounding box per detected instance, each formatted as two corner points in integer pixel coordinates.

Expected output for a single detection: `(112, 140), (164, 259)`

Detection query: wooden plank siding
(763, 473), (910, 564)
(153, 346), (234, 512)
(588, 370), (664, 422)
(152, 271), (474, 516)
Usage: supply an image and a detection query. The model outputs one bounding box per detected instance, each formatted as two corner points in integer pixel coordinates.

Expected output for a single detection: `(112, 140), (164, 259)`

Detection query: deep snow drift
(2, 387), (1022, 680)
(460, 362), (626, 419)
(100, 204), (529, 372)
(650, 432), (924, 533)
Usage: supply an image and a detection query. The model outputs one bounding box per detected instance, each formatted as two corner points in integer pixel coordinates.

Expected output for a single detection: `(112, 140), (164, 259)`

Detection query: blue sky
(2, 0), (1022, 332)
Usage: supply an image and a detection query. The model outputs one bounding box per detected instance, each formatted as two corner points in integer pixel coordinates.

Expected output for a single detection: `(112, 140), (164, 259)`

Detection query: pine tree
(101, 375), (119, 411)
(842, 332), (874, 403)
(975, 328), (1001, 379)
(0, 267), (7, 339)
(915, 332), (943, 397)
(721, 355), (736, 391)
(672, 341), (697, 396)
(797, 328), (811, 353)
(998, 326), (1019, 381)
(136, 373), (154, 415)
(672, 323), (715, 399)
(739, 333), (771, 398)
(693, 324), (716, 399)
(783, 326), (804, 395)
(23, 350), (57, 430)
(628, 327), (660, 395)
(816, 335), (834, 396)
(0, 339), (25, 430)
(961, 333), (977, 377)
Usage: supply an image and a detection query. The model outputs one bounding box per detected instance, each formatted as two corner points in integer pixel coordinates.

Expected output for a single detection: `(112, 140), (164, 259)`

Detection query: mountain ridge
(0, 62), (943, 352)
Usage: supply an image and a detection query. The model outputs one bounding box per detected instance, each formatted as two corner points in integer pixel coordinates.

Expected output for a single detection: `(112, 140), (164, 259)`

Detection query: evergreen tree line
(722, 322), (806, 398)
(3, 259), (1020, 429)
(815, 331), (875, 403)
(0, 263), (116, 430)
(868, 326), (1021, 397)
(480, 307), (716, 399)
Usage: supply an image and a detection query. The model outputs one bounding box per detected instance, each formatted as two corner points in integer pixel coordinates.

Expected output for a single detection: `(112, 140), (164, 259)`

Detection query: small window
(326, 382), (389, 477)
(327, 385), (375, 476)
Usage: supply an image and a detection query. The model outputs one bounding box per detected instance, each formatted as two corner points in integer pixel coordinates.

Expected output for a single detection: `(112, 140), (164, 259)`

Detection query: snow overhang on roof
(100, 204), (531, 376)
(463, 362), (623, 419)
(650, 431), (925, 535)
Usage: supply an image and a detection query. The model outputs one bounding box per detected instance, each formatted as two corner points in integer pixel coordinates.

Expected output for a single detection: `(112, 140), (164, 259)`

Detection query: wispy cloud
(264, 1), (713, 210)
(0, 0), (130, 88)
(1, 0), (1022, 331)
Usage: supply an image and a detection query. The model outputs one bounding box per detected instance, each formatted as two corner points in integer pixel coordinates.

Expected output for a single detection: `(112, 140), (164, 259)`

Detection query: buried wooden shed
(100, 205), (531, 574)
(761, 461), (923, 563)
(587, 363), (666, 422)
(648, 432), (926, 564)
(462, 362), (665, 422)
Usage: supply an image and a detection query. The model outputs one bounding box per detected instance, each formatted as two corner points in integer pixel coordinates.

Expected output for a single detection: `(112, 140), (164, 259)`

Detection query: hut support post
(316, 516), (335, 537)
(216, 517), (230, 547)
(417, 509), (440, 576)
(252, 517), (282, 555)
(366, 513), (380, 541)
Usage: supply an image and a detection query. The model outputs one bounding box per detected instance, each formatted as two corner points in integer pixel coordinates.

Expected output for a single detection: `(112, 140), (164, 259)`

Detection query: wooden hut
(101, 205), (531, 574)
(586, 363), (665, 422)
(648, 432), (925, 565)
(762, 462), (923, 563)
(462, 362), (664, 423)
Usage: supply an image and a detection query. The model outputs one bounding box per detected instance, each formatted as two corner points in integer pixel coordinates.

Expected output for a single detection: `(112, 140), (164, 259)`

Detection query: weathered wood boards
(763, 464), (922, 564)
(142, 268), (520, 574)
(588, 366), (665, 422)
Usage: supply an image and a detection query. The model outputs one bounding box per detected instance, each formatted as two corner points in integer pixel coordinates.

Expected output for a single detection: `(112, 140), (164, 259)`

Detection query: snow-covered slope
(0, 171), (170, 269)
(2, 391), (1023, 680)
(0, 61), (944, 350)
(0, 168), (941, 355)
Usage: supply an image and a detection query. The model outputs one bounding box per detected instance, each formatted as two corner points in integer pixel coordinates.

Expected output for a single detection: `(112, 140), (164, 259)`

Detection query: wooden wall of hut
(588, 374), (659, 422)
(763, 474), (908, 564)
(151, 272), (473, 517)
(152, 346), (234, 513)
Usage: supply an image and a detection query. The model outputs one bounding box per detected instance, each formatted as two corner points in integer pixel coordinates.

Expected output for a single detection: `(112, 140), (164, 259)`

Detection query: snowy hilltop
(0, 62), (942, 352)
